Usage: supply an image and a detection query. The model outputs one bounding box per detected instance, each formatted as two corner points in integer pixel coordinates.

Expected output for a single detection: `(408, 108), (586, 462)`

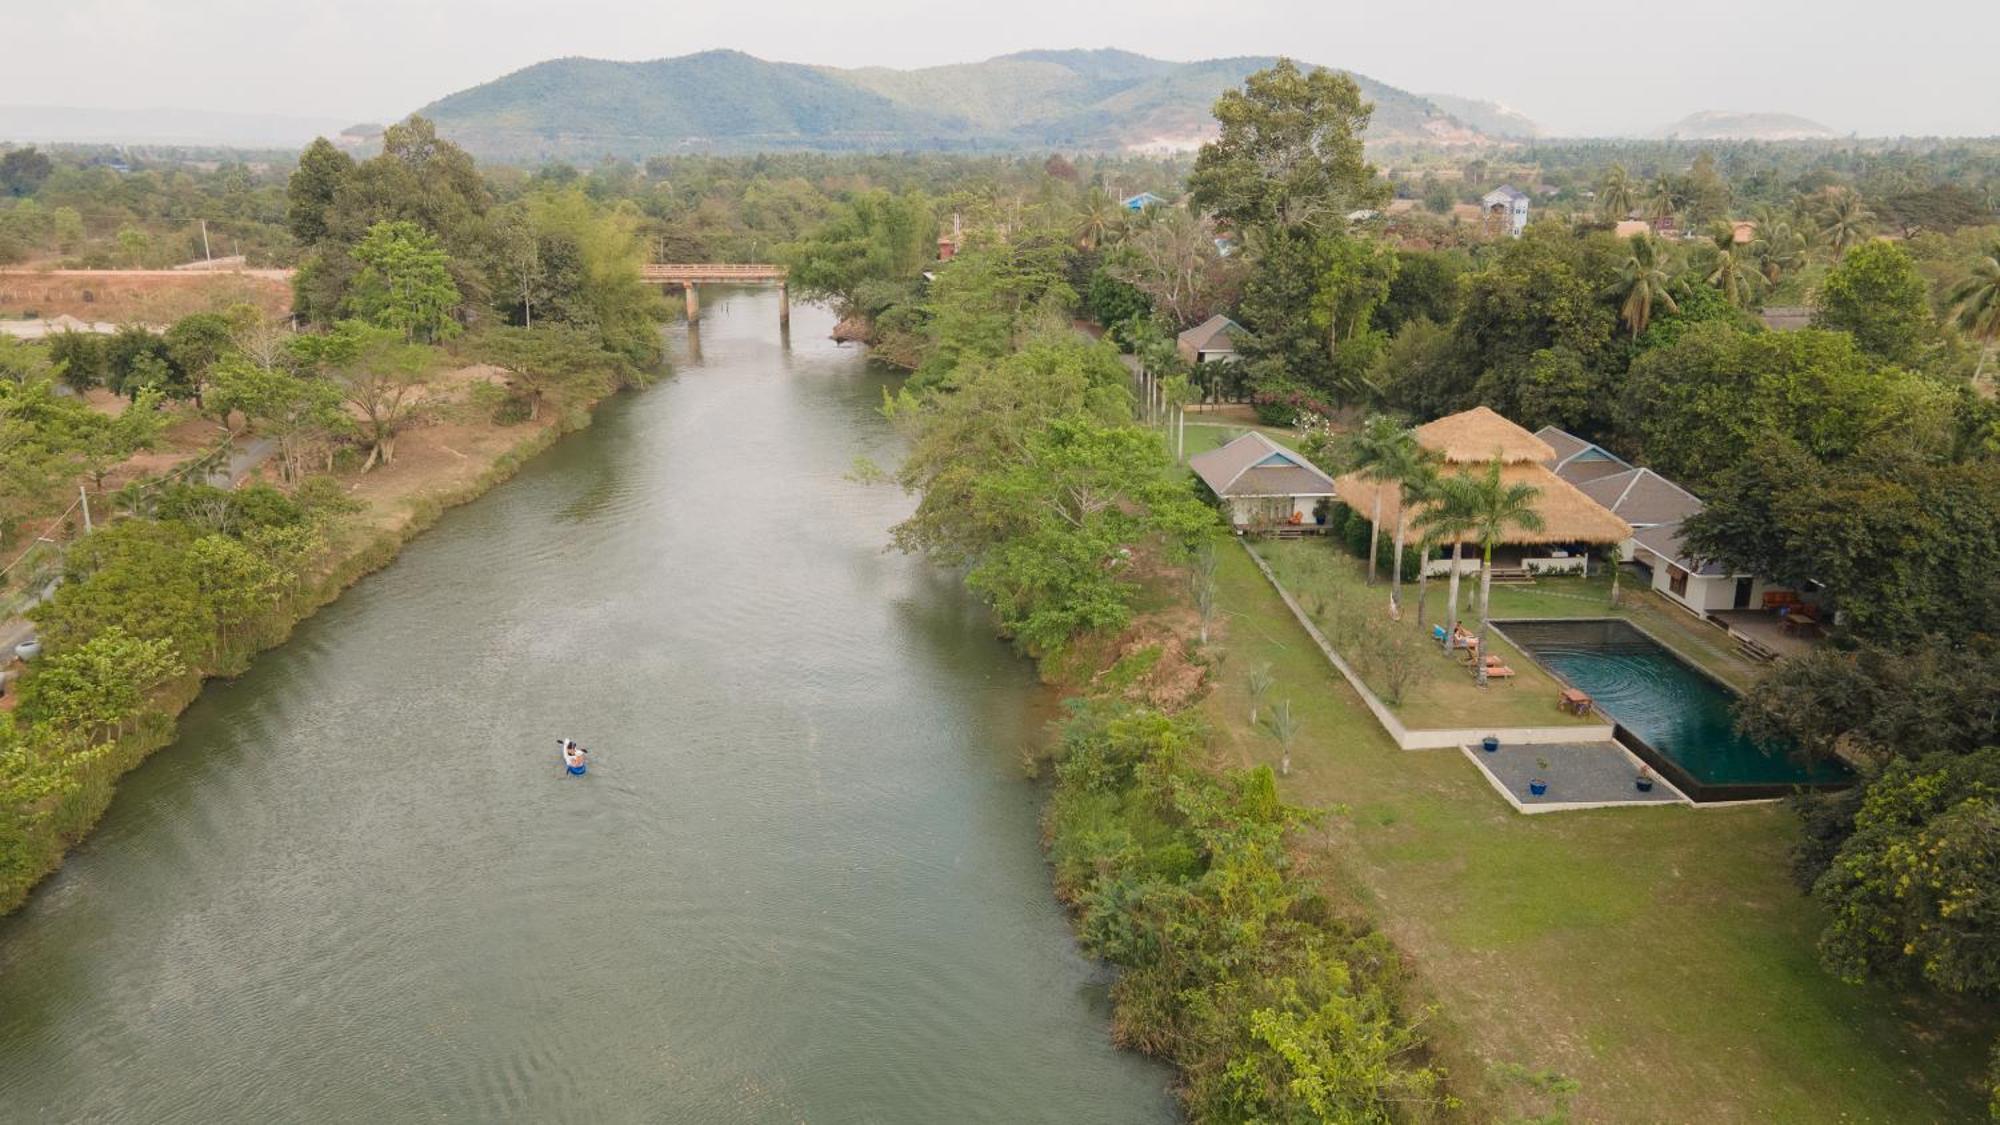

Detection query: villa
(1537, 427), (1817, 645)
(1336, 407), (1631, 577)
(1481, 185), (1531, 238)
(1190, 432), (1338, 532)
(1176, 314), (1245, 365)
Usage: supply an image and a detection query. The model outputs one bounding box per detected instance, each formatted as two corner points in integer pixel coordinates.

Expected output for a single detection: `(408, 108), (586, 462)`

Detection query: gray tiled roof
(1177, 314), (1244, 354)
(1577, 468), (1704, 529)
(1189, 432), (1336, 498)
(1632, 520), (1730, 576)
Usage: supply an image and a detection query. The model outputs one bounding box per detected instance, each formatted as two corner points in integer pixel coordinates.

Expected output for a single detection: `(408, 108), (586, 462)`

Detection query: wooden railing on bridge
(639, 263), (789, 323)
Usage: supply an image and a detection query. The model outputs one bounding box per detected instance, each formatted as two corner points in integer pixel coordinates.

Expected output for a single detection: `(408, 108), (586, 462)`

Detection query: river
(0, 290), (1175, 1122)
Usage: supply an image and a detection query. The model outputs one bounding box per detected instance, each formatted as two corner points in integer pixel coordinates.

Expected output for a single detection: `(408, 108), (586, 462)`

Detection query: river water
(0, 291), (1174, 1122)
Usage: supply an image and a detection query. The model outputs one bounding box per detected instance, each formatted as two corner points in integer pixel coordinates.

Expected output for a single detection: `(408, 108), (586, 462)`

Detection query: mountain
(413, 49), (1484, 161)
(0, 105), (349, 148)
(1652, 111), (1838, 141)
(1424, 94), (1542, 139)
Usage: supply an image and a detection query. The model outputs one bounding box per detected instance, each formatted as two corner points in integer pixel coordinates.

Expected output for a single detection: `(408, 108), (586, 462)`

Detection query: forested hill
(413, 49), (1483, 160)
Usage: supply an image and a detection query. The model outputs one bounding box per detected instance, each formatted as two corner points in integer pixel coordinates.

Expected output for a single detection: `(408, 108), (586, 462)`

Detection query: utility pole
(200, 219), (212, 264)
(79, 486), (93, 534)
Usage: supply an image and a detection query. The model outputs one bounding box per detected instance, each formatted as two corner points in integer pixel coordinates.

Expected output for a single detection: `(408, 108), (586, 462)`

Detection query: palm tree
(1750, 207), (1807, 283)
(1265, 698), (1300, 776)
(1645, 173), (1679, 228)
(1415, 477), (1479, 644)
(1947, 242), (2000, 387)
(1598, 164), (1636, 220)
(1704, 223), (1761, 309)
(1457, 459), (1545, 687)
(1073, 189), (1125, 252)
(1608, 234), (1680, 338)
(1819, 189), (1876, 255)
(1386, 452), (1439, 619)
(1347, 416), (1418, 586)
(1247, 663), (1275, 725)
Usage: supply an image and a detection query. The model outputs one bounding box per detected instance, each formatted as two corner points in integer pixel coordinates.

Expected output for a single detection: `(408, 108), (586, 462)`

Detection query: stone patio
(1461, 740), (1688, 812)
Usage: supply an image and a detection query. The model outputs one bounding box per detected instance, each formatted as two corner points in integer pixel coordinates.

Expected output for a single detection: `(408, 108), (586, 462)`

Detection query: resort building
(1334, 407), (1631, 577)
(1120, 191), (1167, 212)
(1537, 426), (1799, 619)
(1176, 314), (1245, 365)
(1190, 432), (1338, 532)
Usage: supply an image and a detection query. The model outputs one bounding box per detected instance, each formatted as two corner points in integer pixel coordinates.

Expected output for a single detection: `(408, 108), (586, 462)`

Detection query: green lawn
(1178, 418), (1303, 457)
(1205, 543), (1993, 1121)
(1256, 540), (1598, 729)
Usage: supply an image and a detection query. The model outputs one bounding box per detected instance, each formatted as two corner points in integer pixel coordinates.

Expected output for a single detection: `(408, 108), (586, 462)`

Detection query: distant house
(1537, 426), (1792, 616)
(1760, 306), (1813, 332)
(1176, 314), (1245, 365)
(1481, 185), (1531, 238)
(1190, 432), (1338, 531)
(1613, 219), (1653, 239)
(1729, 220), (1756, 244)
(1121, 191), (1167, 212)
(1334, 408), (1631, 578)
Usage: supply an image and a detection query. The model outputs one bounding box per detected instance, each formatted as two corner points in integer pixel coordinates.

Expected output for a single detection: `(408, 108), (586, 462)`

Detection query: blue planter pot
(1481, 736), (1500, 754)
(1528, 779), (1548, 797)
(1635, 777), (1655, 792)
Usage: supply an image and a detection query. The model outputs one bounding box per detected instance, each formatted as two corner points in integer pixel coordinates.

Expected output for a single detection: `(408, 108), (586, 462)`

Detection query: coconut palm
(1414, 476), (1479, 644)
(1386, 451), (1439, 619)
(1819, 189), (1876, 255)
(1073, 189), (1126, 252)
(1598, 164), (1636, 220)
(1750, 207), (1807, 283)
(1949, 243), (2000, 386)
(1456, 459), (1545, 687)
(1644, 173), (1679, 228)
(1608, 234), (1680, 338)
(1347, 415), (1418, 586)
(1247, 663), (1275, 725)
(1705, 226), (1762, 309)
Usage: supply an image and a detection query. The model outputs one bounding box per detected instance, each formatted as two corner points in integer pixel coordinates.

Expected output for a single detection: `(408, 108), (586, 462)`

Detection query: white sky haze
(3, 0), (1995, 137)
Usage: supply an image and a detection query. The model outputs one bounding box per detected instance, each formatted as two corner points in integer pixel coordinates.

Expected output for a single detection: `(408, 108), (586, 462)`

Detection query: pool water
(1496, 619), (1851, 792)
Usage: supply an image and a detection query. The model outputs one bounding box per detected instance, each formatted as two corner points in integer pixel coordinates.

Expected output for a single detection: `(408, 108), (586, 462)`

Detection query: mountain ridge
(412, 49), (1482, 161)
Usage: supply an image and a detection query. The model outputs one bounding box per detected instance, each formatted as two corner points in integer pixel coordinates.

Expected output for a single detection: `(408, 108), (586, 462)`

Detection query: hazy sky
(6, 0), (1996, 137)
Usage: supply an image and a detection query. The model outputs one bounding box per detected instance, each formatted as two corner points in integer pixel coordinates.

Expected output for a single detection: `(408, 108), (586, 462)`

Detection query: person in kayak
(560, 739), (588, 776)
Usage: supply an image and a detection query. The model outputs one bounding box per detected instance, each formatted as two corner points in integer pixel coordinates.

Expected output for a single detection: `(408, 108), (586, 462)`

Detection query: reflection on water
(0, 290), (1174, 1123)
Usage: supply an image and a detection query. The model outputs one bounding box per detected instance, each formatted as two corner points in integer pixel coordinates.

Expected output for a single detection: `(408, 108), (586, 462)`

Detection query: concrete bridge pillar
(778, 282), (790, 327)
(683, 282), (700, 323)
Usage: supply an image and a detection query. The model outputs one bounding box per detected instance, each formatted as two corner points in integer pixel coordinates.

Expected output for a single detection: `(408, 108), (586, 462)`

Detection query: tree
(1449, 461), (1544, 686)
(0, 148), (52, 197)
(1264, 698), (1300, 776)
(348, 220), (462, 343)
(207, 356), (347, 481)
(1105, 207), (1240, 329)
(14, 626), (184, 747)
(1382, 440), (1436, 618)
(1946, 241), (2000, 384)
(476, 324), (613, 421)
(1608, 233), (1679, 338)
(1818, 189), (1877, 254)
(1703, 222), (1762, 309)
(315, 324), (437, 471)
(286, 137), (355, 245)
(1598, 164), (1635, 220)
(1073, 188), (1127, 252)
(1814, 241), (1933, 366)
(1644, 173), (1679, 227)
(1813, 749), (2000, 995)
(163, 312), (237, 411)
(1346, 416), (1414, 586)
(1187, 58), (1387, 233)
(43, 330), (106, 392)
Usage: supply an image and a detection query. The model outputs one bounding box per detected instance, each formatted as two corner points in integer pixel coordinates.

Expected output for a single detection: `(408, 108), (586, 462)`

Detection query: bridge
(640, 263), (789, 324)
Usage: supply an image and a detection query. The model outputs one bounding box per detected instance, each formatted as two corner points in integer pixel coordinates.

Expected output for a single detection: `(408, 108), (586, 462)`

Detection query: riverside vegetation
(0, 120), (664, 912)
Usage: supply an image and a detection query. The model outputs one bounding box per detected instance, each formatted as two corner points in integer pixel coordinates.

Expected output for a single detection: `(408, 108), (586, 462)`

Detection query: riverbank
(0, 366), (628, 915)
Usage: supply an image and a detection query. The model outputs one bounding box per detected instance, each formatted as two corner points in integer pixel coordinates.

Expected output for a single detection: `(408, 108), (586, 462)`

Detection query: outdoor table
(1559, 687), (1593, 715)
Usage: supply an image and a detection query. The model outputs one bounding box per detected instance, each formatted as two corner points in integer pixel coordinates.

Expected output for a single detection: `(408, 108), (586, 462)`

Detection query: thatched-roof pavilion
(1334, 407), (1632, 554)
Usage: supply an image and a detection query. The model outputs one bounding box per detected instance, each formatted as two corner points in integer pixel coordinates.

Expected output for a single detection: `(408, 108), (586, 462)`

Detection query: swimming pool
(1493, 618), (1852, 801)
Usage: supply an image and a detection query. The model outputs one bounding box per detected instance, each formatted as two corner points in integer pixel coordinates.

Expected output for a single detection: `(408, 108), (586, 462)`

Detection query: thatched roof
(1414, 407), (1557, 465)
(1334, 460), (1632, 547)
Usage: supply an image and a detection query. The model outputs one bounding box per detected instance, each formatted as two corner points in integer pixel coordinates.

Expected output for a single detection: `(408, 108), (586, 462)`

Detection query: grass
(1257, 540), (1599, 729)
(1177, 417), (1303, 458)
(1204, 542), (1994, 1121)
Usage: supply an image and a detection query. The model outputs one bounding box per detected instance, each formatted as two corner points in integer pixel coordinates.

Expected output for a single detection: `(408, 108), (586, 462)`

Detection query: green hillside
(414, 49), (1486, 161)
